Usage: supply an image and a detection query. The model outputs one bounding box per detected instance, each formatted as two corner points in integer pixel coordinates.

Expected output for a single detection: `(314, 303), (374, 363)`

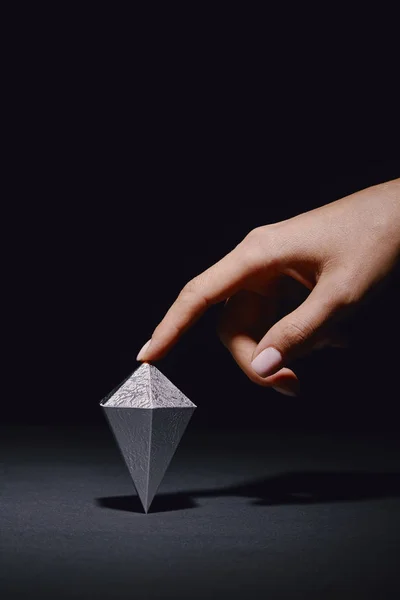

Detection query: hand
(137, 179), (400, 396)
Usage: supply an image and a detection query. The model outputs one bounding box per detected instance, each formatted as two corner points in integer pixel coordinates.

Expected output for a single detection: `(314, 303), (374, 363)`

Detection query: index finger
(138, 244), (255, 360)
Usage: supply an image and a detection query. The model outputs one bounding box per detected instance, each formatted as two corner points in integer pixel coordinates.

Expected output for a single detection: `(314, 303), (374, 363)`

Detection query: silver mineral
(101, 363), (196, 512)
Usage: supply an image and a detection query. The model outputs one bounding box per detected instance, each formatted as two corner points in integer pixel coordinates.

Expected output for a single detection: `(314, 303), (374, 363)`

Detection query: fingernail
(272, 385), (298, 397)
(136, 339), (152, 361)
(251, 347), (282, 378)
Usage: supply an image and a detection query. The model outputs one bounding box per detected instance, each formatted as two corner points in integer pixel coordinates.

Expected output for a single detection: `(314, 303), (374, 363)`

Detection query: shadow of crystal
(95, 470), (400, 513)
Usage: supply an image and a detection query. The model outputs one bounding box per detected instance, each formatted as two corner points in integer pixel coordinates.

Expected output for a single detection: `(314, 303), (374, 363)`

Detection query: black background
(7, 14), (399, 433)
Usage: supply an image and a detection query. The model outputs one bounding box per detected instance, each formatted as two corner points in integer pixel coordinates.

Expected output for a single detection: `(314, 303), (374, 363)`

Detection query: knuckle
(244, 226), (265, 243)
(337, 290), (358, 309)
(240, 226), (271, 267)
(180, 278), (200, 298)
(282, 319), (314, 345)
(179, 277), (208, 308)
(240, 245), (263, 269)
(330, 276), (360, 309)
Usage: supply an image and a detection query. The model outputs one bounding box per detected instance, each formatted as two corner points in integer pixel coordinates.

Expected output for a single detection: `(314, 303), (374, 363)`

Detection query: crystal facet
(101, 363), (196, 512)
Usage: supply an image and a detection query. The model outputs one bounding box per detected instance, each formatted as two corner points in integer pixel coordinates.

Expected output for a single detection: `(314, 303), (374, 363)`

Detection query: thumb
(251, 278), (338, 378)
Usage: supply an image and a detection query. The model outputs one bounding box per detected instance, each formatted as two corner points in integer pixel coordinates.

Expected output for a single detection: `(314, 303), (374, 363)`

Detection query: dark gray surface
(2, 425), (400, 599)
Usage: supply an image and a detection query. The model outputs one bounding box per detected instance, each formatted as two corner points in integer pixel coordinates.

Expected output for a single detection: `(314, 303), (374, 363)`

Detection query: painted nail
(272, 385), (298, 397)
(136, 339), (152, 361)
(251, 347), (282, 378)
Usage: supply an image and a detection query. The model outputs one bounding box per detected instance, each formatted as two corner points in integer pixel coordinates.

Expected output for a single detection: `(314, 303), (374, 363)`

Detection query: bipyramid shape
(100, 363), (196, 512)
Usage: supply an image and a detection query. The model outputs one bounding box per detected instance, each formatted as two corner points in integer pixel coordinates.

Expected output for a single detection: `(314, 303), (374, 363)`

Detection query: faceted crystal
(101, 363), (196, 512)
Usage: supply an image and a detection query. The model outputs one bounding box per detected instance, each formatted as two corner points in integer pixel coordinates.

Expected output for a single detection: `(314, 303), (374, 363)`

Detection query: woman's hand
(137, 179), (400, 396)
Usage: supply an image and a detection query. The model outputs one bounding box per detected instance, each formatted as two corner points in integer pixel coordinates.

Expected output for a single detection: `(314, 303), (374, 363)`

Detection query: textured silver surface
(105, 363), (195, 409)
(101, 363), (196, 512)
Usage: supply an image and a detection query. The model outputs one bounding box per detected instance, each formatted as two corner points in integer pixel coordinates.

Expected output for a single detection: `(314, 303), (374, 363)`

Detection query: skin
(137, 179), (400, 396)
